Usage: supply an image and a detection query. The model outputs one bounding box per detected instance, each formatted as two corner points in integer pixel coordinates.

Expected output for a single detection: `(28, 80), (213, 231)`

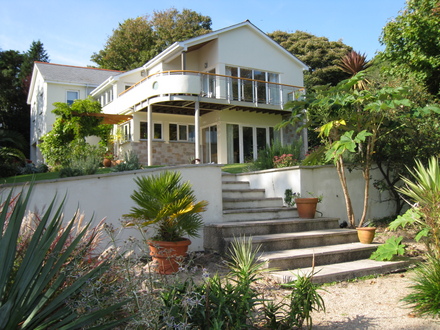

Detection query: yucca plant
(396, 156), (440, 258)
(126, 170), (208, 241)
(337, 50), (372, 90)
(0, 185), (129, 329)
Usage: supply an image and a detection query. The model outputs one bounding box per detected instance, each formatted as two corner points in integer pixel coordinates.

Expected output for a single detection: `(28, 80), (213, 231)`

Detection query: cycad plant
(126, 170), (208, 241)
(0, 185), (129, 329)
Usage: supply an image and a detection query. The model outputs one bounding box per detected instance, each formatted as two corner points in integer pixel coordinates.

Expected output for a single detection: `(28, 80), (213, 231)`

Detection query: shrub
(403, 256), (440, 317)
(59, 143), (103, 178)
(0, 185), (129, 328)
(112, 151), (142, 172)
(252, 140), (302, 170)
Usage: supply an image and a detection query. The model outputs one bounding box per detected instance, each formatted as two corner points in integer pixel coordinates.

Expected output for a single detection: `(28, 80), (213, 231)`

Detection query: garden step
(222, 207), (298, 222)
(222, 189), (267, 199)
(258, 242), (379, 270)
(224, 229), (358, 252)
(223, 197), (284, 209)
(222, 180), (251, 190)
(268, 258), (416, 284)
(204, 218), (340, 254)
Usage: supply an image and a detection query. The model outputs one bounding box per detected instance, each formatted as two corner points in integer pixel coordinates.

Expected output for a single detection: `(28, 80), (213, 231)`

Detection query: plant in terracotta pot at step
(124, 170), (208, 274)
(356, 221), (376, 244)
(285, 190), (323, 219)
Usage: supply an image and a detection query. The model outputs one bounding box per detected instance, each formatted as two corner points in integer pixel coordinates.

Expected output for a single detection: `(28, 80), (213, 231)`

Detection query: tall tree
(91, 8), (212, 71)
(269, 30), (353, 89)
(380, 0), (440, 96)
(20, 40), (50, 93)
(91, 17), (156, 71)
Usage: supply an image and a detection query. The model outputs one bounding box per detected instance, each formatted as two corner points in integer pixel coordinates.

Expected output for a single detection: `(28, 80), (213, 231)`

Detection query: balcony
(101, 70), (304, 115)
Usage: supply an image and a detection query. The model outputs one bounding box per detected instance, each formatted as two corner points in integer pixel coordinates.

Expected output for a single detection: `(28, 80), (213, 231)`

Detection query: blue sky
(0, 0), (406, 67)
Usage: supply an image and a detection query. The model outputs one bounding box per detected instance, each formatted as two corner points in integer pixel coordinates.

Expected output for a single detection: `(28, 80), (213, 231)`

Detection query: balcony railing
(103, 70), (304, 114)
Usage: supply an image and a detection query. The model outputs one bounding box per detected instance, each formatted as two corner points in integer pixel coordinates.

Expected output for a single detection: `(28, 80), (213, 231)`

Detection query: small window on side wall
(67, 91), (79, 105)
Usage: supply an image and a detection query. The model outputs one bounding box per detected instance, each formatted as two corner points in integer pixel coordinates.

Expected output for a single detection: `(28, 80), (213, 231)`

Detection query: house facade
(28, 21), (308, 166)
(27, 63), (122, 163)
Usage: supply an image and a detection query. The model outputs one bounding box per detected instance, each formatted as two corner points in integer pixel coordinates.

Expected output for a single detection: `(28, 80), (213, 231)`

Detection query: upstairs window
(66, 91), (79, 105)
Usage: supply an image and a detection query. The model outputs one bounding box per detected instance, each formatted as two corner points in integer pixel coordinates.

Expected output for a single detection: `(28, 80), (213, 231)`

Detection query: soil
(192, 226), (440, 329)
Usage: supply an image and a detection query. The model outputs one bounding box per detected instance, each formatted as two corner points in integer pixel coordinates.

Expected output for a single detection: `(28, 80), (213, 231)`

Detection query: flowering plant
(273, 154), (297, 168)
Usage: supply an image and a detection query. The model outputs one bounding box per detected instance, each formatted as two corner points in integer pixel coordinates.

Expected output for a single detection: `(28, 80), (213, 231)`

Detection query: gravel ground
(309, 271), (440, 329)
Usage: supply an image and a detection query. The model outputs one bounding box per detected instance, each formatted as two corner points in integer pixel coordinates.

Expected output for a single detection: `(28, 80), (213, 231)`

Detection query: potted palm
(125, 171), (208, 274)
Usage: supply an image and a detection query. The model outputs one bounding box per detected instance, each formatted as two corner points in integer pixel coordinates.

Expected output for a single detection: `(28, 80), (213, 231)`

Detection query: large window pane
(243, 126), (254, 161)
(140, 122), (148, 139)
(241, 69), (253, 102)
(227, 124), (239, 164)
(179, 125), (187, 140)
(254, 70), (266, 103)
(256, 127), (267, 152)
(154, 123), (162, 139)
(169, 124), (177, 141)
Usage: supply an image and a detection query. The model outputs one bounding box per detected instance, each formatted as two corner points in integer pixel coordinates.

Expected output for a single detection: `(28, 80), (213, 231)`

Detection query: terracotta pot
(295, 198), (319, 218)
(148, 239), (191, 274)
(103, 158), (112, 167)
(356, 227), (376, 244)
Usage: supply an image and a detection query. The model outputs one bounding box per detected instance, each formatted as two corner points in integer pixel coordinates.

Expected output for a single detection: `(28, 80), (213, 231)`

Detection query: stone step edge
(223, 197), (282, 202)
(223, 207), (296, 214)
(257, 242), (380, 262)
(205, 217), (340, 228)
(267, 258), (416, 284)
(224, 229), (356, 243)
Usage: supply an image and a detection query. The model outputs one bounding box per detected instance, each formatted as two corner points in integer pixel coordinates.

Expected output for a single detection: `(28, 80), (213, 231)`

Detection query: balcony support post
(147, 104), (153, 166)
(194, 97), (200, 163)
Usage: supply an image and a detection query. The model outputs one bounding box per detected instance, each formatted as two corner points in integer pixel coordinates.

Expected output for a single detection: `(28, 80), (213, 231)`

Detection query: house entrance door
(202, 125), (217, 163)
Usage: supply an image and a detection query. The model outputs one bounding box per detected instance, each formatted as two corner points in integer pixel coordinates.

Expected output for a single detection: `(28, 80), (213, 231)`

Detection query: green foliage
(370, 236), (406, 261)
(403, 255), (440, 317)
(263, 270), (326, 329)
(59, 143), (103, 178)
(0, 129), (27, 177)
(252, 140), (302, 170)
(91, 8), (212, 70)
(39, 99), (111, 167)
(0, 185), (129, 329)
(269, 30), (352, 88)
(380, 0), (440, 95)
(125, 170), (208, 241)
(396, 157), (440, 258)
(111, 151), (142, 172)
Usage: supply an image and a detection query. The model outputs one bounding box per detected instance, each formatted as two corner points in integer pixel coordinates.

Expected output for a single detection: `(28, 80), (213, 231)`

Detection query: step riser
(262, 248), (377, 270)
(223, 209), (298, 222)
(223, 199), (283, 209)
(222, 182), (250, 190)
(248, 232), (359, 252)
(222, 190), (266, 199)
(206, 219), (339, 238)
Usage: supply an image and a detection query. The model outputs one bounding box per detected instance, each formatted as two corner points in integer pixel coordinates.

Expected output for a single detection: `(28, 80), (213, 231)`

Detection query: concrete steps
(203, 173), (413, 283)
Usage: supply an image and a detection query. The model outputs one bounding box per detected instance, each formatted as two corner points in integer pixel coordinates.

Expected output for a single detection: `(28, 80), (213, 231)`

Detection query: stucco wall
(235, 165), (394, 225)
(1, 165), (223, 251)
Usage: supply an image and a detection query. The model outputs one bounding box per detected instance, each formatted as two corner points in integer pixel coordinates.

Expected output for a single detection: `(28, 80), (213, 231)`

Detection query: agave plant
(0, 185), (129, 329)
(126, 170), (208, 241)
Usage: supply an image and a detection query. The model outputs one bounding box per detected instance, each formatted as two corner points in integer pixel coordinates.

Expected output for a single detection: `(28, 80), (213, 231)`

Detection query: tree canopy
(380, 0), (440, 96)
(91, 8), (212, 71)
(269, 30), (353, 89)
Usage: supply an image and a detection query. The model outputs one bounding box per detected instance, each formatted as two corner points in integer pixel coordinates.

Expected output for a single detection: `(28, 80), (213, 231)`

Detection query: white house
(27, 63), (122, 163)
(28, 21), (308, 166)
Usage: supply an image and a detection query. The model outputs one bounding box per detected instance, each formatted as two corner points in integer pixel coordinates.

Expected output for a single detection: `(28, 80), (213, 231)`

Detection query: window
(169, 124), (195, 142)
(122, 122), (131, 142)
(226, 66), (279, 105)
(140, 122), (163, 140)
(66, 91), (78, 105)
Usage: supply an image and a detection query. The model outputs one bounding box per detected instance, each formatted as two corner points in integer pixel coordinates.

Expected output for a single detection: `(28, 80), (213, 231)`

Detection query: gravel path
(309, 272), (440, 329)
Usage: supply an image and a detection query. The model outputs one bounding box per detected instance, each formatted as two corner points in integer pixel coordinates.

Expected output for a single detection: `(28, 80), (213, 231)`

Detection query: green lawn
(1, 164), (251, 185)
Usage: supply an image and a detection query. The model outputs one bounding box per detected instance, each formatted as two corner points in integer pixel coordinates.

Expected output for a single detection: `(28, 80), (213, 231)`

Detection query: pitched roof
(143, 20), (308, 71)
(34, 62), (122, 86)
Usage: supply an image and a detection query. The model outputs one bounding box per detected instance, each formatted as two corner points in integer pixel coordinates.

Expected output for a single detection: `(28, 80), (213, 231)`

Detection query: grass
(1, 163), (251, 185)
(1, 168), (114, 184)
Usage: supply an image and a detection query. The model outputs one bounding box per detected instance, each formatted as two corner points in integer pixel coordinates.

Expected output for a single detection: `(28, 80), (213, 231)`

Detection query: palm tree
(338, 51), (372, 89)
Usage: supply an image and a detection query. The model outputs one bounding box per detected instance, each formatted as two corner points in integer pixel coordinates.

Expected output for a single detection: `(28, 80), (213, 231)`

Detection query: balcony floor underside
(135, 95), (291, 116)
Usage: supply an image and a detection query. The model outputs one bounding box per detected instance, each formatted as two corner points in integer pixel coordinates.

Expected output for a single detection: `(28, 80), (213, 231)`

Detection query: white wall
(1, 165), (223, 252)
(235, 165), (395, 225)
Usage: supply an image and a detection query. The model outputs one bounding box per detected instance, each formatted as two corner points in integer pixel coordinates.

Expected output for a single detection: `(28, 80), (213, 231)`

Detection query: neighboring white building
(27, 63), (122, 162)
(28, 21), (308, 165)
